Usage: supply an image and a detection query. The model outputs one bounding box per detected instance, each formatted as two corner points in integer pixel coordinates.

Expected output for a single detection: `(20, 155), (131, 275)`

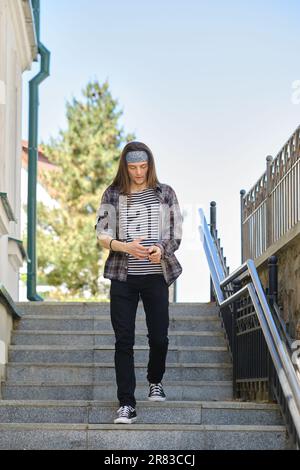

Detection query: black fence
(209, 202), (300, 449)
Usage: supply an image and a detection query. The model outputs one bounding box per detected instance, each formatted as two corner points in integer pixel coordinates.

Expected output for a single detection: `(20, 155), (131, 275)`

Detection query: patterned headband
(125, 150), (149, 163)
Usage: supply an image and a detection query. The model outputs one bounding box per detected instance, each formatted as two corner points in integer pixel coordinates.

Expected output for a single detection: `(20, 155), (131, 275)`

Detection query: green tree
(36, 79), (135, 299)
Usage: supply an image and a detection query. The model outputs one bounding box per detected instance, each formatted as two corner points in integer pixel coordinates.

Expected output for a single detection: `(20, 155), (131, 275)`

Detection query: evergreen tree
(35, 79), (135, 299)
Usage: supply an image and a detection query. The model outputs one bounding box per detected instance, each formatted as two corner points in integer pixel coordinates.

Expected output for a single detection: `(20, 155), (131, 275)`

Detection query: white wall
(0, 0), (36, 300)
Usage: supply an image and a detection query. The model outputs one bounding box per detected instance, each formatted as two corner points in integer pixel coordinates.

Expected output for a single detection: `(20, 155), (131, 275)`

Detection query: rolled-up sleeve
(94, 189), (116, 239)
(155, 187), (183, 259)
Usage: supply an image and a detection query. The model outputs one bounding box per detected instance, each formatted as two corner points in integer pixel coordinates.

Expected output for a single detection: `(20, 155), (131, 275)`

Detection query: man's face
(127, 160), (149, 186)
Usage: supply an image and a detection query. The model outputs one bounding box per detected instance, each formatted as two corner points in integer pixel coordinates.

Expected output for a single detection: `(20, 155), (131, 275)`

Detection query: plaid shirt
(94, 182), (183, 287)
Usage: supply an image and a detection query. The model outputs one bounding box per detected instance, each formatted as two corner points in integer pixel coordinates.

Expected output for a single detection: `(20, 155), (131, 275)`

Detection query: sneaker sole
(114, 417), (137, 424)
(148, 396), (166, 401)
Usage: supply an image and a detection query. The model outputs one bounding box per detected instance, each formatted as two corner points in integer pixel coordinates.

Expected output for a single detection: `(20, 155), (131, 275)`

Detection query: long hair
(111, 141), (160, 198)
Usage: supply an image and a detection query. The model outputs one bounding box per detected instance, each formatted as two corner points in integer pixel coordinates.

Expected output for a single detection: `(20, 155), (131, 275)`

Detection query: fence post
(173, 279), (177, 303)
(232, 279), (242, 399)
(210, 201), (216, 302)
(240, 189), (246, 263)
(266, 155), (273, 250)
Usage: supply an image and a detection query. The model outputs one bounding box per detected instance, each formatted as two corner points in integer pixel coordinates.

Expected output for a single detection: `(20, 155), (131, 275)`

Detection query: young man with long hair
(95, 141), (183, 424)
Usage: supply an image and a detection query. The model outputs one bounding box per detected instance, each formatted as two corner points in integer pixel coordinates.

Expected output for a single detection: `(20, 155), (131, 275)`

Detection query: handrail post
(268, 255), (278, 306)
(210, 201), (216, 302)
(232, 279), (242, 399)
(267, 255), (278, 401)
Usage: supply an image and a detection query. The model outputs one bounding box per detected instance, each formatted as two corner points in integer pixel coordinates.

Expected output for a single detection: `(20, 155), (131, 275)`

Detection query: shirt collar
(116, 182), (162, 195)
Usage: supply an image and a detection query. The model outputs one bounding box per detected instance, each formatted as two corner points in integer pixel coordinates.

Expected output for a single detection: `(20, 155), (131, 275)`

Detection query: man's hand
(147, 245), (162, 263)
(126, 237), (149, 259)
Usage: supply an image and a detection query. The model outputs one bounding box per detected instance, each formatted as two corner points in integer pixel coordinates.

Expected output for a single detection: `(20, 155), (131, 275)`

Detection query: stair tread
(0, 399), (280, 409)
(9, 345), (228, 351)
(0, 422), (287, 431)
(7, 362), (232, 367)
(16, 315), (221, 321)
(12, 330), (224, 336)
(15, 302), (218, 307)
(2, 379), (232, 385)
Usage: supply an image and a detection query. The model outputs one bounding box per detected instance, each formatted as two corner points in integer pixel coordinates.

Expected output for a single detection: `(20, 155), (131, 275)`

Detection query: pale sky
(22, 0), (300, 301)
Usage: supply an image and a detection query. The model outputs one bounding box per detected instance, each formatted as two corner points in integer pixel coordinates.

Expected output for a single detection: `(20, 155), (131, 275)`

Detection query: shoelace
(118, 405), (134, 416)
(149, 383), (163, 395)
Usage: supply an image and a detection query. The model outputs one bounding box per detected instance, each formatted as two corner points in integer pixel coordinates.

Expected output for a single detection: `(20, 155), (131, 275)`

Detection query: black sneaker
(114, 405), (137, 424)
(148, 382), (166, 401)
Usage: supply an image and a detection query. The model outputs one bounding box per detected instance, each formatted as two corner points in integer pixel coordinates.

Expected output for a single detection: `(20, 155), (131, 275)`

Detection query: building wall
(257, 233), (300, 340)
(0, 0), (36, 300)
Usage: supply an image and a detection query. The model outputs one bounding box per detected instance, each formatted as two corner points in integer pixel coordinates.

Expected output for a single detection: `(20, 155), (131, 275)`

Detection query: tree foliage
(35, 80), (135, 299)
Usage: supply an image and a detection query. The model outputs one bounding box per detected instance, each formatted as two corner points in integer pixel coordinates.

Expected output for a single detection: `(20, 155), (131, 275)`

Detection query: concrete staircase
(0, 301), (288, 450)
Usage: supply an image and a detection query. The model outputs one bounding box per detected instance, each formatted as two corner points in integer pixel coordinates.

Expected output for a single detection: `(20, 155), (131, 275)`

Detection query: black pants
(110, 274), (169, 408)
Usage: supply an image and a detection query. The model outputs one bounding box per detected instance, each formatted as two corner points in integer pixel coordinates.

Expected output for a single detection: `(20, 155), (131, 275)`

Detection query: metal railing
(209, 201), (230, 302)
(241, 125), (300, 260)
(199, 207), (300, 449)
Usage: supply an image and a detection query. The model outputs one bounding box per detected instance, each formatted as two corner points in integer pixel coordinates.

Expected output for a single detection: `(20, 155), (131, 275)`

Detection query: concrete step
(8, 345), (231, 364)
(0, 400), (283, 426)
(15, 301), (220, 317)
(11, 330), (227, 347)
(5, 363), (232, 383)
(14, 315), (222, 332)
(2, 380), (233, 401)
(0, 422), (287, 450)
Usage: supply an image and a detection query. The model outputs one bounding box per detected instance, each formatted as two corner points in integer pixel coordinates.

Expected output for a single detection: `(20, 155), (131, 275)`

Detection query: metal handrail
(199, 207), (300, 446)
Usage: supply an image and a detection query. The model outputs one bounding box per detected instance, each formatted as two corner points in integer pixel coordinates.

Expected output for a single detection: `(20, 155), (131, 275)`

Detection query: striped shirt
(120, 188), (163, 275)
(95, 182), (183, 287)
